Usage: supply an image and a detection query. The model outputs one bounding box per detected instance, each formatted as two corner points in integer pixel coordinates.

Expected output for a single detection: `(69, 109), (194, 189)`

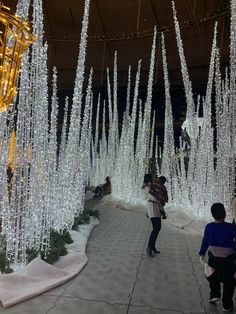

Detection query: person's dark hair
(105, 176), (110, 182)
(159, 176), (167, 184)
(143, 174), (153, 184)
(211, 203), (226, 220)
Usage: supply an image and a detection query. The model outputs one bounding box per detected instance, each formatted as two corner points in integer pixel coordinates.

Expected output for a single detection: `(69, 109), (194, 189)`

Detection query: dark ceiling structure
(5, 0), (230, 92)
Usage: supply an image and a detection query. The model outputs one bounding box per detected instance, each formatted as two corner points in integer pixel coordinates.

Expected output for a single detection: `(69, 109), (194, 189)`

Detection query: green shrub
(26, 247), (39, 263)
(72, 208), (100, 230)
(43, 247), (60, 264)
(0, 251), (13, 273)
(0, 235), (6, 251)
(4, 208), (100, 269)
(27, 228), (71, 265)
(85, 209), (100, 218)
(72, 211), (90, 229)
(61, 229), (73, 244)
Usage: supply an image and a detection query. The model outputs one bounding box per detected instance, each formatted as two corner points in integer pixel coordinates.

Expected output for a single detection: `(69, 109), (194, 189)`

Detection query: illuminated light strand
(160, 33), (176, 201)
(0, 0), (91, 270)
(90, 2), (235, 219)
(229, 0), (236, 194)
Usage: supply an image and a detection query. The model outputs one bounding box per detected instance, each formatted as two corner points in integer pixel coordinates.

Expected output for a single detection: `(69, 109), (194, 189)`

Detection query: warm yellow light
(2, 5), (9, 11)
(0, 3), (36, 112)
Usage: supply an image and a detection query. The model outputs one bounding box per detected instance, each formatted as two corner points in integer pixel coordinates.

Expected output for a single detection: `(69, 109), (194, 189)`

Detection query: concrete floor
(0, 197), (234, 313)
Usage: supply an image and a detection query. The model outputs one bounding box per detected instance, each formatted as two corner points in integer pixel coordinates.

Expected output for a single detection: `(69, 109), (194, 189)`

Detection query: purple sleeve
(199, 225), (209, 256)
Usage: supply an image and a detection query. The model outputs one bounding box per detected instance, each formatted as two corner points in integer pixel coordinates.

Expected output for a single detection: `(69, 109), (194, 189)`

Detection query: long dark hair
(143, 174), (153, 184)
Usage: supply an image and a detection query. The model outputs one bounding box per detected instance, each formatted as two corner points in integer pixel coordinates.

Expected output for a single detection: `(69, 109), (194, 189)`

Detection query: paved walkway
(0, 197), (233, 313)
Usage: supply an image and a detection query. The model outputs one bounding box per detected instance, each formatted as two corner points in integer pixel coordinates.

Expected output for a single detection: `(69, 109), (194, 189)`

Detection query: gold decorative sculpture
(0, 3), (35, 111)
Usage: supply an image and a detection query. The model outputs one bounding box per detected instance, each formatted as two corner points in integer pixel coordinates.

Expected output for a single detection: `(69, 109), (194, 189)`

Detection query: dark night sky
(52, 84), (208, 148)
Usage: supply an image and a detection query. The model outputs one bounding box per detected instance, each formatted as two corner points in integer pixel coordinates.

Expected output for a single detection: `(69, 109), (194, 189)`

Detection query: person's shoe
(146, 247), (154, 257)
(208, 297), (220, 303)
(152, 248), (160, 254)
(222, 307), (233, 312)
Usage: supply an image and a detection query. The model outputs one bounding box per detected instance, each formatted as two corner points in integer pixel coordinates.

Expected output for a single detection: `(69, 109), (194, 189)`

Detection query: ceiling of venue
(5, 0), (230, 92)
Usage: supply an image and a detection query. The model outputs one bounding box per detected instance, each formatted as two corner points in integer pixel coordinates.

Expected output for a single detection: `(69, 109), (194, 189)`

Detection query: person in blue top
(199, 203), (236, 312)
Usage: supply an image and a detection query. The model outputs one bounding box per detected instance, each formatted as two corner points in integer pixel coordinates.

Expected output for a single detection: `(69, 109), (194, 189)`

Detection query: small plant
(85, 209), (100, 218)
(0, 235), (13, 273)
(26, 247), (39, 263)
(0, 252), (13, 274)
(79, 211), (91, 224)
(72, 216), (80, 230)
(41, 229), (69, 264)
(61, 229), (73, 244)
(4, 208), (101, 269)
(26, 228), (73, 265)
(0, 234), (6, 251)
(41, 247), (59, 264)
(72, 208), (100, 230)
(72, 211), (90, 230)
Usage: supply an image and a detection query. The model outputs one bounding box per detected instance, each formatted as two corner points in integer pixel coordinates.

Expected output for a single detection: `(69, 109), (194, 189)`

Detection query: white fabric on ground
(0, 217), (99, 308)
(105, 195), (210, 236)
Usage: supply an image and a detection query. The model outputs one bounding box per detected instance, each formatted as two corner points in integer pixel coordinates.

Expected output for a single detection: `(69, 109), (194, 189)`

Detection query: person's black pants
(207, 251), (236, 310)
(94, 186), (102, 197)
(148, 217), (161, 250)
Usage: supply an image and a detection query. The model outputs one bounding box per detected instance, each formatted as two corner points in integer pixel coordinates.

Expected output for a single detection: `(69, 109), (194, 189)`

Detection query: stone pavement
(0, 197), (234, 313)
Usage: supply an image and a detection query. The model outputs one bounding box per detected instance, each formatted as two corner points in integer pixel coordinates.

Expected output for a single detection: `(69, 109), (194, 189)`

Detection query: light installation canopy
(1, 0), (230, 89)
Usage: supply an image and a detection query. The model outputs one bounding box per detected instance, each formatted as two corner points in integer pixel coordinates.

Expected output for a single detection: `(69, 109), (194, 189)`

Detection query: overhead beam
(193, 0), (198, 15)
(216, 0), (230, 34)
(185, 0), (210, 56)
(45, 8), (229, 44)
(149, 0), (160, 28)
(57, 61), (229, 75)
(94, 0), (112, 85)
(136, 0), (142, 33)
